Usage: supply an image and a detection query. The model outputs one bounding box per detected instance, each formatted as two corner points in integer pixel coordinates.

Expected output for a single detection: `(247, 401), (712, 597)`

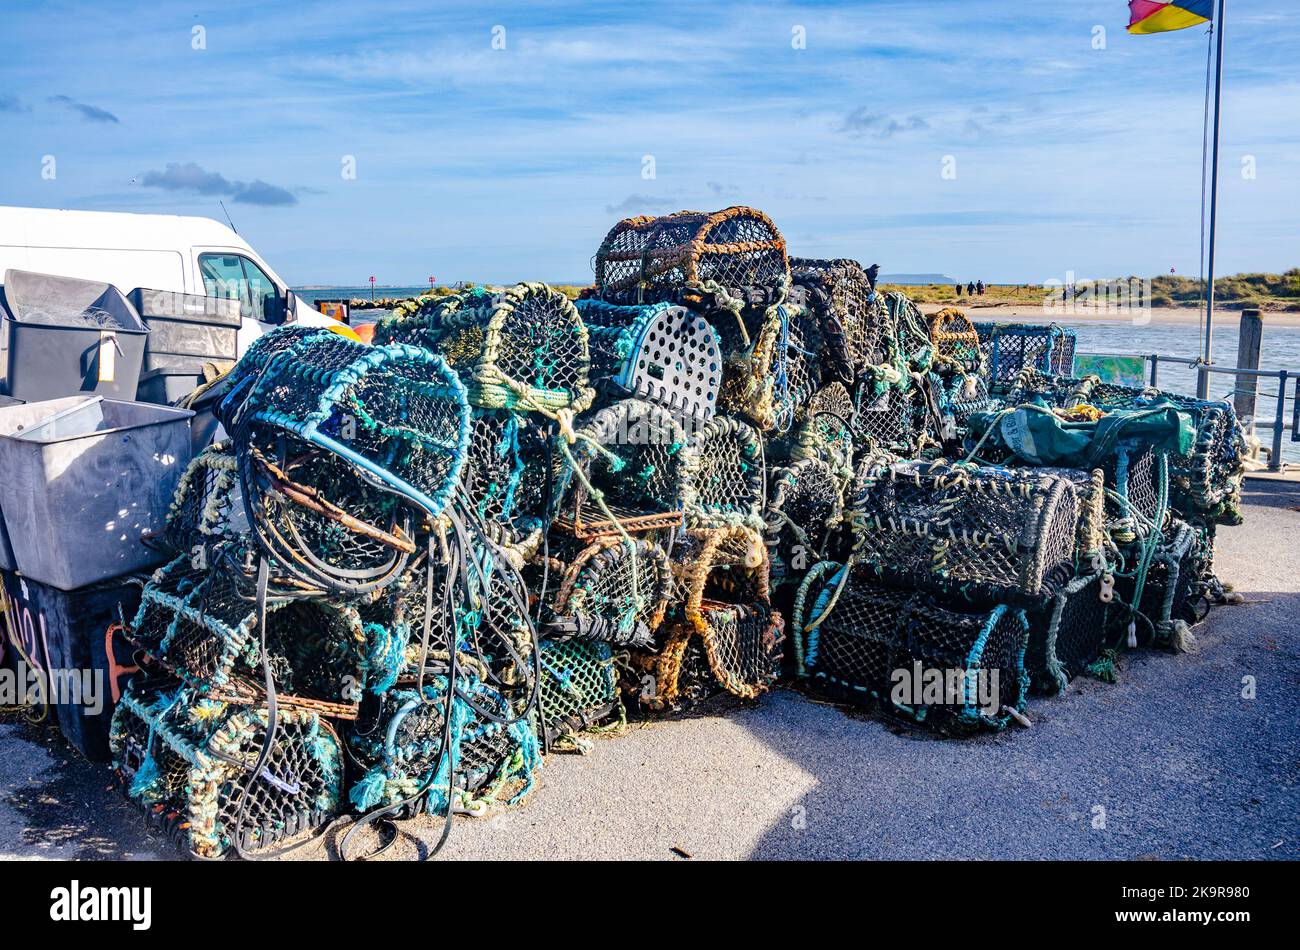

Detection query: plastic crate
(2, 269), (149, 402)
(129, 287), (240, 373)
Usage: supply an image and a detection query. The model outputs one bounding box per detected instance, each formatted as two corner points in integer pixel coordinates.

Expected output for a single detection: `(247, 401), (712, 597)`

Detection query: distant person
(955, 283), (963, 296)
(976, 280), (985, 296)
(1062, 284), (1069, 302)
(967, 281), (975, 296)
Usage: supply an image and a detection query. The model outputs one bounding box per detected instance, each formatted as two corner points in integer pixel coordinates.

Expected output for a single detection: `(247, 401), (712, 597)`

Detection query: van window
(198, 253), (280, 322)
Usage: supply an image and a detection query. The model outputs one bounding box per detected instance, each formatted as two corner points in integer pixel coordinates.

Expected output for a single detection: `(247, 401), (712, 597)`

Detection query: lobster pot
(684, 415), (765, 529)
(227, 333), (472, 594)
(358, 549), (456, 667)
(109, 679), (343, 859)
(554, 399), (690, 538)
(710, 292), (805, 431)
(1025, 572), (1111, 694)
(884, 291), (934, 376)
(777, 380), (855, 467)
(1084, 382), (1244, 522)
(163, 441), (246, 555)
(999, 367), (1084, 408)
(790, 258), (885, 381)
(576, 299), (721, 421)
(537, 639), (623, 745)
(635, 525), (783, 707)
(212, 325), (334, 419)
(851, 458), (1081, 605)
(798, 568), (1029, 730)
(933, 371), (998, 441)
(1104, 442), (1166, 531)
(852, 384), (921, 456)
(637, 605), (784, 711)
(593, 206), (788, 304)
(460, 408), (527, 525)
(764, 457), (845, 588)
(1120, 520), (1201, 646)
(1015, 372), (1246, 523)
(975, 323), (1077, 391)
(1028, 466), (1109, 565)
(927, 308), (984, 374)
(551, 536), (671, 648)
(375, 283), (594, 415)
(129, 557), (386, 713)
(344, 672), (540, 817)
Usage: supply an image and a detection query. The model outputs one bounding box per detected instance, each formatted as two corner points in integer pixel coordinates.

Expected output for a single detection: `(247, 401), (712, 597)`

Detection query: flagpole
(1199, 0), (1228, 399)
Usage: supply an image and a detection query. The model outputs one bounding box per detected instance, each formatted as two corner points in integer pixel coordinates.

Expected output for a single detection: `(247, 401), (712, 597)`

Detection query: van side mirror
(261, 290), (295, 325)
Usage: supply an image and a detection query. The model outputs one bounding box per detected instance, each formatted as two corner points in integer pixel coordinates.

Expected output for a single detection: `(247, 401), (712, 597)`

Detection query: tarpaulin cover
(968, 404), (1195, 469)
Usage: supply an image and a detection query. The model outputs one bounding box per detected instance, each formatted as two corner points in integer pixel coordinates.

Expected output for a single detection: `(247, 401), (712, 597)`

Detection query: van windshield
(198, 253), (278, 322)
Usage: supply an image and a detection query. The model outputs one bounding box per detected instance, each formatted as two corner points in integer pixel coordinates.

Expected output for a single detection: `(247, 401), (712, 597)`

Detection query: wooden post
(1234, 308), (1262, 420)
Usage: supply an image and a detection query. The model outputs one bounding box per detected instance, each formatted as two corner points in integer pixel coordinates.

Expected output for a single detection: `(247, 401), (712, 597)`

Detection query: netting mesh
(799, 567), (1029, 730)
(1006, 371), (1245, 523)
(684, 414), (765, 528)
(594, 207), (789, 303)
(164, 441), (244, 555)
(850, 458), (1081, 604)
(375, 283), (594, 415)
(343, 671), (540, 816)
(130, 557), (381, 708)
(764, 457), (845, 587)
(1025, 572), (1111, 694)
(537, 638), (622, 744)
(460, 409), (526, 524)
(852, 385), (921, 456)
(629, 525), (778, 709)
(220, 331), (471, 593)
(1124, 519), (1201, 645)
(109, 680), (342, 858)
(790, 258), (884, 380)
(780, 381), (855, 468)
(975, 323), (1077, 391)
(927, 308), (983, 373)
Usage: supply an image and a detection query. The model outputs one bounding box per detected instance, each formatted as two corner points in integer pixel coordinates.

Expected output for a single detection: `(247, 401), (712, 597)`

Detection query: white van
(0, 205), (337, 355)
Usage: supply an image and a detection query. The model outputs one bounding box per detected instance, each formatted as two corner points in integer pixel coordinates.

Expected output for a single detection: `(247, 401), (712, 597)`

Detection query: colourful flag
(1127, 1), (1213, 33)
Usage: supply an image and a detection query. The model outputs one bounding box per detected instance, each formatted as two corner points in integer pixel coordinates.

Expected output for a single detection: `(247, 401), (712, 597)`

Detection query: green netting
(537, 638), (623, 745)
(375, 283), (595, 415)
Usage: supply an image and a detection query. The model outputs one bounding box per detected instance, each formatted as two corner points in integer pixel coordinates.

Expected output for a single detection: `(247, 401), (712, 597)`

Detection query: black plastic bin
(2, 269), (148, 402)
(137, 367), (205, 406)
(129, 287), (240, 373)
(1, 570), (142, 761)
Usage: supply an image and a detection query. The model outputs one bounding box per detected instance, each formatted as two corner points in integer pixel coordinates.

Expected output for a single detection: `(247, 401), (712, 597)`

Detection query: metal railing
(1081, 352), (1297, 471)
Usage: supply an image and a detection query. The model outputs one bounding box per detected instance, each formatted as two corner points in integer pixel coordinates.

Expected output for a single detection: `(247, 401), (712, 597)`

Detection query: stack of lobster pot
(791, 453), (1115, 730)
(988, 369), (1248, 652)
(110, 323), (546, 858)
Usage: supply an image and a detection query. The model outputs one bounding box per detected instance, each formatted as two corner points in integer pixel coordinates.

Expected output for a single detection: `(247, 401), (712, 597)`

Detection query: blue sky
(1, 0), (1296, 285)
